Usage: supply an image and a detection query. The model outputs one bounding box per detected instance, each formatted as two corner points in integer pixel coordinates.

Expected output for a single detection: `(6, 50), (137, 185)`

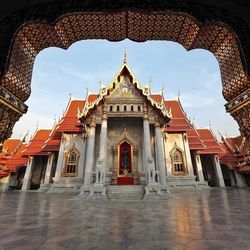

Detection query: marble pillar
(163, 134), (173, 177)
(54, 134), (66, 180)
(234, 170), (247, 187)
(83, 117), (96, 186)
(78, 137), (87, 179)
(183, 133), (194, 176)
(155, 119), (167, 185)
(98, 105), (108, 165)
(44, 153), (55, 184)
(143, 110), (152, 167)
(21, 156), (34, 191)
(228, 169), (236, 187)
(195, 154), (205, 182)
(213, 155), (225, 187)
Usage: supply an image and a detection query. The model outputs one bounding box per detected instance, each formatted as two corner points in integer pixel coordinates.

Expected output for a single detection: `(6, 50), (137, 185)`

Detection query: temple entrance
(118, 141), (134, 185)
(119, 141), (132, 175)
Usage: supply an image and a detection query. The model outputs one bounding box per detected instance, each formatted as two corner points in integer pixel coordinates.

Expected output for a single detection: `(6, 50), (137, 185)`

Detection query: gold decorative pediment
(113, 127), (137, 151)
(78, 59), (172, 121)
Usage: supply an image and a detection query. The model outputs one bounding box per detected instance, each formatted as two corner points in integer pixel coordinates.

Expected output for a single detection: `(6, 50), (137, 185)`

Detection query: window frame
(63, 147), (80, 177)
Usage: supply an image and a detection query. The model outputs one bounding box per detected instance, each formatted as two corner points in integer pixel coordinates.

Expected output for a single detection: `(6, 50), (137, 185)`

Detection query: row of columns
(20, 105), (245, 190)
(143, 106), (167, 185)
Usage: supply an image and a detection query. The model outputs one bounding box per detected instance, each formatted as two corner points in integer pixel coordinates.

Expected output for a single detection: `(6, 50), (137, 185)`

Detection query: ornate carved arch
(170, 143), (188, 176)
(63, 144), (80, 177)
(0, 2), (249, 142)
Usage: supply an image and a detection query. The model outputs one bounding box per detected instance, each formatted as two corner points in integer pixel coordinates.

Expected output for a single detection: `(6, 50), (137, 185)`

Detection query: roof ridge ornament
(123, 48), (127, 64)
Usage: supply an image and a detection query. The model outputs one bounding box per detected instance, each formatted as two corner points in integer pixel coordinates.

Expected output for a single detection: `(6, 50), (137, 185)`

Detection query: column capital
(143, 104), (148, 119)
(90, 116), (96, 127)
(102, 104), (108, 120)
(154, 116), (160, 127)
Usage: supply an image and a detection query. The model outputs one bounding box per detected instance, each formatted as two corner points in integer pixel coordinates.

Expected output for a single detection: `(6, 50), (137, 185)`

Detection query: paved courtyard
(0, 188), (250, 250)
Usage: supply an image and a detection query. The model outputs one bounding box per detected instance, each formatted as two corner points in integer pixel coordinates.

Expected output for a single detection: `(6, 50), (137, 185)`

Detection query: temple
(0, 58), (249, 198)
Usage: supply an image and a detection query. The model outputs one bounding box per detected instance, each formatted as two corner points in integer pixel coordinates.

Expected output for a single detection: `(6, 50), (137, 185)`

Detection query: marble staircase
(107, 185), (145, 200)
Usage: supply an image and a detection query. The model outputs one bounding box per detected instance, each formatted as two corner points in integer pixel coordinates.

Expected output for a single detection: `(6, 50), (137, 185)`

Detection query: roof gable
(78, 62), (171, 121)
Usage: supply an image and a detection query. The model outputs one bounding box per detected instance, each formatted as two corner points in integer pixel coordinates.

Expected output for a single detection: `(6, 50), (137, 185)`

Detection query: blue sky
(11, 39), (239, 140)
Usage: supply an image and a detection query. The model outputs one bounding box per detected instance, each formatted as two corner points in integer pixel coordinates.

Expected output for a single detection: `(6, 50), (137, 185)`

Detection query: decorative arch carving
(63, 144), (80, 177)
(113, 127), (137, 152)
(0, 3), (249, 142)
(170, 143), (188, 176)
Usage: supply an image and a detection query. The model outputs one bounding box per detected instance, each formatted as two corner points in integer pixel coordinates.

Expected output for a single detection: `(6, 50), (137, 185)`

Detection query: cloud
(59, 67), (95, 81)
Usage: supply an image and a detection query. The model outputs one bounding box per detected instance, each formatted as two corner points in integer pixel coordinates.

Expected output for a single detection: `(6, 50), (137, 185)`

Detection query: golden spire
(123, 48), (127, 64)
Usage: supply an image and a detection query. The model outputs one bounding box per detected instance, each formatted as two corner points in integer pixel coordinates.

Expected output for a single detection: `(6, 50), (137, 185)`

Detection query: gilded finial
(124, 48), (127, 64)
(209, 120), (212, 129)
(177, 89), (181, 100)
(148, 76), (152, 90)
(161, 83), (165, 96)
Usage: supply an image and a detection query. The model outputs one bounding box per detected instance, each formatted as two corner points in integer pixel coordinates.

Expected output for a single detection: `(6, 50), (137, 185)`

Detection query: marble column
(54, 134), (66, 180)
(21, 156), (34, 191)
(163, 134), (173, 177)
(83, 117), (96, 186)
(183, 133), (194, 176)
(213, 155), (225, 187)
(195, 153), (205, 182)
(228, 169), (236, 187)
(78, 137), (87, 179)
(44, 153), (55, 184)
(98, 105), (108, 164)
(155, 118), (167, 185)
(143, 106), (152, 167)
(234, 169), (247, 187)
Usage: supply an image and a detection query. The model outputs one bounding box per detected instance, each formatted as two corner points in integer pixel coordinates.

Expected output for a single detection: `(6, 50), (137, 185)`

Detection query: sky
(11, 39), (240, 140)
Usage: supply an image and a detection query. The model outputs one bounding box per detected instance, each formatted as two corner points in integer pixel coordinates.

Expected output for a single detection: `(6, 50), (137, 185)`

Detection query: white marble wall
(107, 118), (144, 174)
(163, 133), (193, 176)
(54, 133), (86, 181)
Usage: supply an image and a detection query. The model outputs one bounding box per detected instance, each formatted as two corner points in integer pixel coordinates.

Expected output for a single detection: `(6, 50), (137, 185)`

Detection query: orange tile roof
(0, 139), (21, 158)
(197, 129), (224, 155)
(0, 169), (8, 177)
(0, 139), (28, 174)
(151, 94), (163, 103)
(238, 165), (250, 173)
(0, 139), (22, 168)
(42, 99), (85, 151)
(6, 144), (28, 171)
(54, 99), (85, 134)
(22, 130), (51, 156)
(219, 142), (238, 168)
(164, 100), (205, 150)
(219, 135), (250, 172)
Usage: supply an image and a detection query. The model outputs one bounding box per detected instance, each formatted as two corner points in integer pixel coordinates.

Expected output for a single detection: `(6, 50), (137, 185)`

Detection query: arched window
(64, 148), (79, 177)
(131, 105), (134, 111)
(172, 149), (185, 174)
(124, 105), (127, 111)
(138, 105), (141, 112)
(110, 105), (113, 112)
(117, 105), (120, 112)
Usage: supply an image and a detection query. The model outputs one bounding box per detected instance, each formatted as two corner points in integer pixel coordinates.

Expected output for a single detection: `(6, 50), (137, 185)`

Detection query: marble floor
(0, 188), (250, 250)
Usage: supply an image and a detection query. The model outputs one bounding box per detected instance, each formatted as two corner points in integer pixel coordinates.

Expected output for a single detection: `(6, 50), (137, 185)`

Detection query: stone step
(107, 185), (145, 200)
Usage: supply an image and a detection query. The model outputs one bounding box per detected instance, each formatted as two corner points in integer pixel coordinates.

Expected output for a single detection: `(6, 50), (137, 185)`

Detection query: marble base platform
(144, 182), (171, 199)
(46, 177), (84, 193)
(167, 176), (209, 189)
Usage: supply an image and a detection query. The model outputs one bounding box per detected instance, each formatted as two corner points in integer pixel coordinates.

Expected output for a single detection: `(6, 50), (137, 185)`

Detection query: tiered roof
(2, 59), (240, 176)
(0, 139), (28, 176)
(22, 130), (51, 156)
(220, 135), (250, 173)
(42, 99), (85, 151)
(165, 99), (206, 150)
(196, 128), (224, 155)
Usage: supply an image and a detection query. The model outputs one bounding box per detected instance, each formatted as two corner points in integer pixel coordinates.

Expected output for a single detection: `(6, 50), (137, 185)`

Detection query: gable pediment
(78, 61), (172, 122)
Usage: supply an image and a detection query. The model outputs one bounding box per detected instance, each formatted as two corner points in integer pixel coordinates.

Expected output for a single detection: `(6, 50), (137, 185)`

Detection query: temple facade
(1, 59), (249, 197)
